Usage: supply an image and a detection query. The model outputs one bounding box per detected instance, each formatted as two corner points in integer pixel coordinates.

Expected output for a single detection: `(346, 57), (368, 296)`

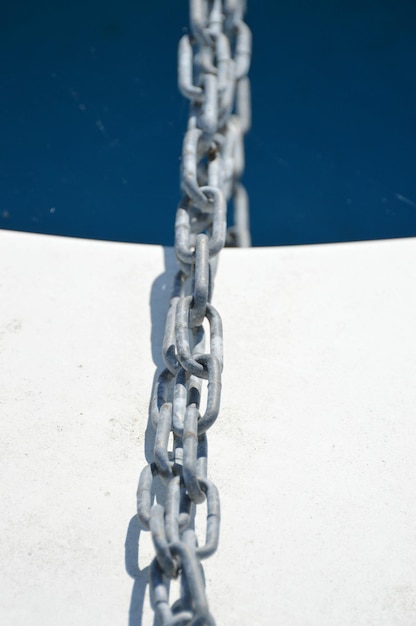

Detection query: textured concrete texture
(1, 230), (416, 625)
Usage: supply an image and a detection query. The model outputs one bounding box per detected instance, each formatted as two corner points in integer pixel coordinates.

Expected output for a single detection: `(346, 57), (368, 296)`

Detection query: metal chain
(136, 1), (251, 623)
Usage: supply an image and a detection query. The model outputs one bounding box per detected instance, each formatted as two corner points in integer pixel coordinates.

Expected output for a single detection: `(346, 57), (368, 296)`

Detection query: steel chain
(137, 1), (251, 623)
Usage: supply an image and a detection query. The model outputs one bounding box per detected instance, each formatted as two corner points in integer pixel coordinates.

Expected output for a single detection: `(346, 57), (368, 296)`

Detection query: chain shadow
(125, 515), (151, 625)
(125, 246), (178, 626)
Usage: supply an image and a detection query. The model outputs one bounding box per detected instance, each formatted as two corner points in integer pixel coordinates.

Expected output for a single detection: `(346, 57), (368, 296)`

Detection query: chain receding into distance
(136, 1), (251, 623)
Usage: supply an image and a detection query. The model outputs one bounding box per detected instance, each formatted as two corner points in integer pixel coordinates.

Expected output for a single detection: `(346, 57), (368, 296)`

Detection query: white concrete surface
(1, 229), (416, 625)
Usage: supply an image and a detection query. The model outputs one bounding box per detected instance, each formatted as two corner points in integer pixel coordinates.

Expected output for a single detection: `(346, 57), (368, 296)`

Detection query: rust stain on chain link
(136, 1), (251, 623)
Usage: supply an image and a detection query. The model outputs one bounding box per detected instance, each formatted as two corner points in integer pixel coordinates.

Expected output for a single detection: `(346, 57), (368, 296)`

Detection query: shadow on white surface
(126, 246), (178, 626)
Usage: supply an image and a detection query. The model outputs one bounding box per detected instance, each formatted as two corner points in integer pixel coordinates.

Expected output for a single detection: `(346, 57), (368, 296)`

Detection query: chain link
(136, 1), (251, 623)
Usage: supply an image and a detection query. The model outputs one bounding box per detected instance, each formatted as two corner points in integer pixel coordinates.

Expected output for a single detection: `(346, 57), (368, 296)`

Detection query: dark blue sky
(1, 0), (415, 246)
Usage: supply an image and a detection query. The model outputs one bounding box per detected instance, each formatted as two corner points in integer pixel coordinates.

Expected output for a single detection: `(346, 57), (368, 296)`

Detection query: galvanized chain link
(136, 1), (251, 623)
